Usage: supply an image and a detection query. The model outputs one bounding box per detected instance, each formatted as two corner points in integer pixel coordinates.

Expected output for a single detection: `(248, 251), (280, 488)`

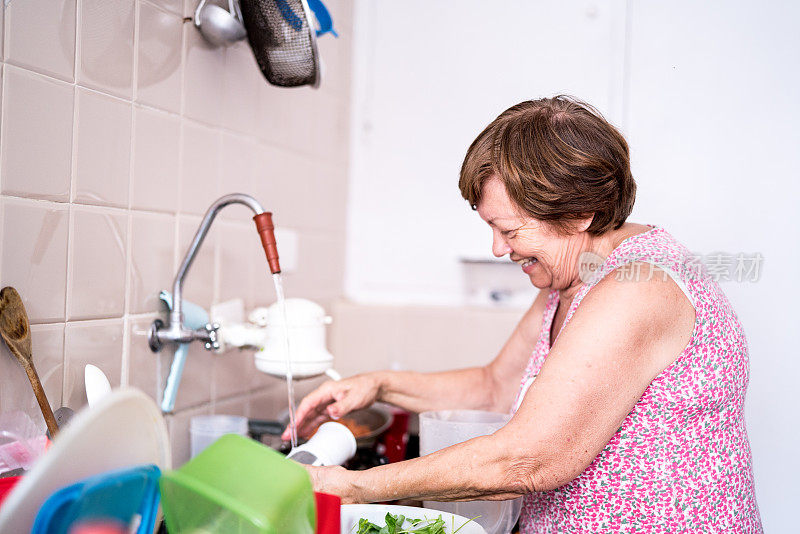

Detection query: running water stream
(272, 272), (298, 448)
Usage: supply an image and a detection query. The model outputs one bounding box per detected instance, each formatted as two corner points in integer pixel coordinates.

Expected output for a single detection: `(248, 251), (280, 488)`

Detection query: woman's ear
(576, 214), (594, 233)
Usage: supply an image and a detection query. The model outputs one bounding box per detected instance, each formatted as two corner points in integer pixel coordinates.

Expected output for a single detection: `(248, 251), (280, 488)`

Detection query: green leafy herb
(354, 512), (479, 534)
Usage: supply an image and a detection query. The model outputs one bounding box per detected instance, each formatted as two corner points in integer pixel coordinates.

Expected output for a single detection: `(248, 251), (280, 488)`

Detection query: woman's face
(476, 177), (591, 291)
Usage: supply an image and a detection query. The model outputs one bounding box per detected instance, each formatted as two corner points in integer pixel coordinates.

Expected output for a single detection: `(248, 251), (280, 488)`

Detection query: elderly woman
(284, 96), (762, 532)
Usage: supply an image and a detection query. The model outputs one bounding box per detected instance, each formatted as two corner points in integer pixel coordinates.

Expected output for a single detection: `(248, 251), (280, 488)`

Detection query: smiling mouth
(514, 257), (538, 268)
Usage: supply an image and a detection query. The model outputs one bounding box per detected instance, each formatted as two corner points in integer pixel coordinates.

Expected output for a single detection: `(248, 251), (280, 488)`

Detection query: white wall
(346, 0), (799, 529)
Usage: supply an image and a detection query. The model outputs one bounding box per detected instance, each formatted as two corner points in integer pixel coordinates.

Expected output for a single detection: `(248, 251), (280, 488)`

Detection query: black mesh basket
(240, 0), (321, 88)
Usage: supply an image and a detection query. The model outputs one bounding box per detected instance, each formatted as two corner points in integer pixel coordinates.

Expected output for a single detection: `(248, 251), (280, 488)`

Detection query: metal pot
(249, 405), (393, 448)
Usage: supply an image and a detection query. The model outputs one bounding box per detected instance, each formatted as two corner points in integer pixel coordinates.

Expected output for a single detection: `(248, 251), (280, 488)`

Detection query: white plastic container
(190, 415), (248, 458)
(419, 410), (522, 534)
(286, 421), (357, 466)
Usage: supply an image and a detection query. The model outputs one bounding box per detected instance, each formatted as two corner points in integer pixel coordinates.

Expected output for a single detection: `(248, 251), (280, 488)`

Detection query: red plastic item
(252, 212), (282, 274)
(0, 476), (22, 506)
(314, 491), (340, 534)
(68, 521), (127, 534)
(380, 408), (410, 463)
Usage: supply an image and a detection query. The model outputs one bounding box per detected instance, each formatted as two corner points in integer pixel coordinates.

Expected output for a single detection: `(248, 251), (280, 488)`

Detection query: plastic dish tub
(159, 434), (315, 534)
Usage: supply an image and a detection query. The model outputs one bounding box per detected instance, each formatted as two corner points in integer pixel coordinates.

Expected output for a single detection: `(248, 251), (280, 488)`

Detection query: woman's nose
(492, 234), (512, 257)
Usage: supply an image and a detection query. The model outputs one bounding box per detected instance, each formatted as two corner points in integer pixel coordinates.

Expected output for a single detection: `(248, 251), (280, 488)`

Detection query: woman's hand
(305, 465), (361, 503)
(281, 374), (383, 441)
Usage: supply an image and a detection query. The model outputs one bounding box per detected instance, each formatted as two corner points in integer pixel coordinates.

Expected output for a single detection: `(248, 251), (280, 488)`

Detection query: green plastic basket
(159, 434), (315, 534)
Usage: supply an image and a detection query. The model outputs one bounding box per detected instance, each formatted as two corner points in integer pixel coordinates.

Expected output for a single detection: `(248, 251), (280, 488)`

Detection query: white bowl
(341, 504), (487, 534)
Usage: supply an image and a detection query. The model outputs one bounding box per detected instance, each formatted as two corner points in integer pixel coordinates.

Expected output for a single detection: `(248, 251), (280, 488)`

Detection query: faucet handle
(203, 323), (220, 351)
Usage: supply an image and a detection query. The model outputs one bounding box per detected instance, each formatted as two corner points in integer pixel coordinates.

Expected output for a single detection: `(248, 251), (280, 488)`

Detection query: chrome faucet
(148, 193), (281, 353)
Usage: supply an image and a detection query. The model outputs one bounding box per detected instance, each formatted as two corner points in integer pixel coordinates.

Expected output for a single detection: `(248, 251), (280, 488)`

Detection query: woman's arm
(377, 288), (550, 414)
(286, 290), (548, 439)
(309, 266), (695, 502)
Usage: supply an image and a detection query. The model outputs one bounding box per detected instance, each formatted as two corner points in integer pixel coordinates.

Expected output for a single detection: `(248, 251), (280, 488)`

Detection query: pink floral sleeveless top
(513, 227), (762, 533)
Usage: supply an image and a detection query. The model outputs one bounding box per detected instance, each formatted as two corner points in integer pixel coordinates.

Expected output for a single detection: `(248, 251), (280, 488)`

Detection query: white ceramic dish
(341, 504), (487, 534)
(0, 388), (170, 533)
(84, 363), (112, 407)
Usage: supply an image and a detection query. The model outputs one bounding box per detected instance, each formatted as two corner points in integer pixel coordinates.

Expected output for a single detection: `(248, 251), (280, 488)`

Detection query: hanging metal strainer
(239, 0), (321, 88)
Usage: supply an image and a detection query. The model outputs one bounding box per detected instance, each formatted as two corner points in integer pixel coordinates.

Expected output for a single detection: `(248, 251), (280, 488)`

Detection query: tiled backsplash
(0, 0), (352, 465)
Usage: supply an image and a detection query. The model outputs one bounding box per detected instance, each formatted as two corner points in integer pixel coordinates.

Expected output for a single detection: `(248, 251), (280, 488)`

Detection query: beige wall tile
(309, 92), (349, 163)
(255, 83), (287, 147)
(320, 0), (353, 32)
(0, 0), (5, 59)
(260, 86), (317, 154)
(131, 107), (181, 212)
(63, 319), (124, 410)
(251, 144), (313, 230)
(395, 306), (476, 374)
(221, 42), (260, 135)
(316, 25), (352, 99)
(329, 301), (399, 378)
(218, 133), (256, 222)
(307, 161), (348, 233)
(126, 314), (213, 413)
(1, 67), (74, 202)
(217, 221), (255, 308)
(129, 212), (177, 314)
(281, 232), (345, 303)
(329, 302), (523, 379)
(146, 0), (183, 16)
(183, 22), (225, 125)
(251, 244), (277, 308)
(78, 0), (135, 99)
(0, 323), (65, 433)
(212, 350), (260, 401)
(166, 403), (210, 467)
(74, 88), (132, 208)
(172, 343), (214, 410)
(0, 199), (69, 323)
(248, 375), (325, 421)
(458, 307), (523, 366)
(211, 396), (248, 417)
(68, 207), (128, 320)
(0, 0), (353, 463)
(248, 381), (289, 420)
(137, 2), (184, 114)
(127, 314), (172, 401)
(4, 0), (76, 82)
(180, 121), (221, 215)
(177, 215), (217, 309)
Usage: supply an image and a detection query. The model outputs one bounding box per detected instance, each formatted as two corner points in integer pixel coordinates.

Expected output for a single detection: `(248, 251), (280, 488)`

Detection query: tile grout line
(121, 0), (144, 387)
(0, 62), (5, 287)
(60, 0), (83, 406)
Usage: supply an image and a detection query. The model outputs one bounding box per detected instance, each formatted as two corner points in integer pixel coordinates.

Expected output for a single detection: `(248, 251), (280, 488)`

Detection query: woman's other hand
(305, 465), (360, 503)
(281, 373), (383, 441)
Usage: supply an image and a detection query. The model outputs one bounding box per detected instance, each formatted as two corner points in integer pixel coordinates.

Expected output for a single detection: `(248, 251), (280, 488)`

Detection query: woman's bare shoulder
(570, 262), (695, 372)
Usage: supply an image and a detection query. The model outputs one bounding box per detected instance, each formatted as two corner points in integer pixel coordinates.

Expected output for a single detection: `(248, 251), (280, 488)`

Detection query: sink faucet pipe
(170, 193), (275, 327)
(151, 193), (281, 353)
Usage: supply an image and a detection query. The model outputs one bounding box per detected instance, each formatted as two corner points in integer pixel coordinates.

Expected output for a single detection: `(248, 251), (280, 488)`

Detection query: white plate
(341, 504), (487, 534)
(0, 387), (170, 533)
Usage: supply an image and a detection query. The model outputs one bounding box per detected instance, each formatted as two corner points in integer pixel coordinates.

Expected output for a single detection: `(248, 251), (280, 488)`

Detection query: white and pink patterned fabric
(514, 227), (762, 533)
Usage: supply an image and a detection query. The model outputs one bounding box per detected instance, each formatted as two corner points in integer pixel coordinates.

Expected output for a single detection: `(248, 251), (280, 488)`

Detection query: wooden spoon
(0, 287), (59, 437)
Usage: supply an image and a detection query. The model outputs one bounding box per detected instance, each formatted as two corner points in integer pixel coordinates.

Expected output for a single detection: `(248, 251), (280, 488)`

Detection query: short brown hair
(459, 96), (636, 235)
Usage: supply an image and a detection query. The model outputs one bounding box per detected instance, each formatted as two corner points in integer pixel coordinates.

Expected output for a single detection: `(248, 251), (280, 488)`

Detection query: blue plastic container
(32, 464), (161, 534)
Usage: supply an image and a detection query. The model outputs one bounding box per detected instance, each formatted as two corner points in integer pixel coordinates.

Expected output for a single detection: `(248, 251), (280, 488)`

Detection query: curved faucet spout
(172, 193), (268, 321)
(149, 193), (280, 353)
